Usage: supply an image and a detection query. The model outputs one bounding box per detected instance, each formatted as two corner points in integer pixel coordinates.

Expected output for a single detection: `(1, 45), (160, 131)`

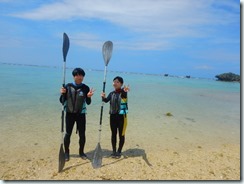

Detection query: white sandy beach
(0, 117), (240, 180)
(0, 143), (240, 180)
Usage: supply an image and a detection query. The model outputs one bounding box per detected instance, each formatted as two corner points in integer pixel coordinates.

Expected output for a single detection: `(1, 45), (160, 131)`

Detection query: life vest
(65, 83), (86, 113)
(110, 91), (128, 115)
(119, 97), (128, 115)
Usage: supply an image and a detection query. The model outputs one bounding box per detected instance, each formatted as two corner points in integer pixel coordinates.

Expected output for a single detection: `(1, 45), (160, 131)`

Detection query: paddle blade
(102, 41), (113, 66)
(63, 33), (70, 62)
(92, 143), (103, 169)
(58, 144), (65, 172)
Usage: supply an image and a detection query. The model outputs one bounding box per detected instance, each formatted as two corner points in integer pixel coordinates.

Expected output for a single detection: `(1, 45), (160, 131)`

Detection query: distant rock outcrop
(215, 72), (240, 82)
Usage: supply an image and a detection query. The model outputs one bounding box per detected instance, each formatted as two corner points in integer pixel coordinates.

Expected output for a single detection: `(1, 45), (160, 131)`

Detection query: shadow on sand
(89, 147), (152, 167)
(59, 147), (152, 173)
(122, 148), (152, 167)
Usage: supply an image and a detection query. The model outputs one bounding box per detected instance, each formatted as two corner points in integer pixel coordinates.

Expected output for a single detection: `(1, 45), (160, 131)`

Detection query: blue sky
(0, 0), (241, 78)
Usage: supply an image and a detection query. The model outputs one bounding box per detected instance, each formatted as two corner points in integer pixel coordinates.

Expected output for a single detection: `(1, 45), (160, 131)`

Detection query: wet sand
(0, 100), (240, 181)
(0, 135), (240, 180)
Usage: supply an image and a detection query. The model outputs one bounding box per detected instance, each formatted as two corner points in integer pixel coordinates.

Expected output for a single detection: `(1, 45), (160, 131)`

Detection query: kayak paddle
(58, 32), (69, 172)
(92, 41), (113, 169)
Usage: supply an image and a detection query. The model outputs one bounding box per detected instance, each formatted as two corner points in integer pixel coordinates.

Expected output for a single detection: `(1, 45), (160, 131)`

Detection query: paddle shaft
(61, 61), (66, 135)
(98, 65), (108, 142)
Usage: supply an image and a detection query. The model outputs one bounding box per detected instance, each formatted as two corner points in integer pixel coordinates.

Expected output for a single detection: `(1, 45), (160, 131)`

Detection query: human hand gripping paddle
(92, 41), (113, 169)
(58, 33), (69, 173)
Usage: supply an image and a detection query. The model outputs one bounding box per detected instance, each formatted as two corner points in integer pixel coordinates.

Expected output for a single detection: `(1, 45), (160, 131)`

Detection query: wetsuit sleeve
(59, 95), (63, 104)
(121, 89), (127, 98)
(85, 86), (91, 105)
(102, 92), (112, 103)
(59, 85), (68, 104)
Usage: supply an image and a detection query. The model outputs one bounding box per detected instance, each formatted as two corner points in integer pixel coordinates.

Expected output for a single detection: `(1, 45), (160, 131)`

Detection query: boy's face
(113, 79), (122, 90)
(73, 74), (84, 84)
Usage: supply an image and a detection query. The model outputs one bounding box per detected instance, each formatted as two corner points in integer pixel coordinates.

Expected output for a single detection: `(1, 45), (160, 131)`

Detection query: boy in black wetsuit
(60, 68), (95, 161)
(101, 76), (130, 158)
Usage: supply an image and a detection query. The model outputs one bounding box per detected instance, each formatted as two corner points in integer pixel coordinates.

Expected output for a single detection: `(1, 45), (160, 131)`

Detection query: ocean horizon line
(0, 61), (219, 80)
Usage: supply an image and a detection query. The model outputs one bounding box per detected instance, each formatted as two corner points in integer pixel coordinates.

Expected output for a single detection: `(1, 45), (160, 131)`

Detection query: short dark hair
(113, 76), (123, 84)
(72, 68), (85, 77)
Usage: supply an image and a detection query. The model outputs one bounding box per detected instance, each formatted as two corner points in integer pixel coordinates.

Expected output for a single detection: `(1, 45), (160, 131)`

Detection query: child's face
(73, 74), (84, 84)
(113, 79), (122, 90)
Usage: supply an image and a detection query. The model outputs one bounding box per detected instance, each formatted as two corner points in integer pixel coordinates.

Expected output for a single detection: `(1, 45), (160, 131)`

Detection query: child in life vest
(101, 76), (130, 158)
(60, 68), (95, 161)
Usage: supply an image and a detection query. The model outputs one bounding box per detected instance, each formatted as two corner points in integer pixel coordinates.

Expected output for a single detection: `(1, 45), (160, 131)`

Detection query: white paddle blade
(92, 143), (103, 169)
(102, 41), (113, 66)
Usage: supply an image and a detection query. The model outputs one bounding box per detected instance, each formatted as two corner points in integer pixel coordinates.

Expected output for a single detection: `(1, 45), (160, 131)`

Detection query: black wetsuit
(60, 82), (91, 156)
(102, 89), (128, 153)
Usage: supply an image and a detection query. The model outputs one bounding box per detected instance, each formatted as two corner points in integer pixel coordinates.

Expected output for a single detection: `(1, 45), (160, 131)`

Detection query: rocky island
(215, 72), (240, 82)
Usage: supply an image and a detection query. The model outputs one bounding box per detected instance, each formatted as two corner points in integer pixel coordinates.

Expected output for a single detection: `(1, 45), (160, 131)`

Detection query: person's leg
(117, 114), (126, 158)
(76, 113), (87, 159)
(110, 114), (117, 157)
(64, 113), (75, 161)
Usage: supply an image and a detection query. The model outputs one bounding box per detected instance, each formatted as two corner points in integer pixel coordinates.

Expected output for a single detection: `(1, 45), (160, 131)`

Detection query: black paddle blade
(63, 33), (70, 62)
(58, 144), (65, 172)
(102, 41), (113, 66)
(92, 143), (103, 169)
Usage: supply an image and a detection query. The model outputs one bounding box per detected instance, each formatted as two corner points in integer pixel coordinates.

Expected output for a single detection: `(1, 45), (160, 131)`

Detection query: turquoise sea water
(0, 63), (240, 156)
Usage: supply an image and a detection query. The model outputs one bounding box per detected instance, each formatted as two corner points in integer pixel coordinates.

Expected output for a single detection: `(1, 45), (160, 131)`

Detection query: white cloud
(190, 48), (240, 65)
(11, 0), (239, 34)
(71, 32), (102, 50)
(70, 31), (173, 50)
(194, 65), (213, 70)
(7, 0), (240, 51)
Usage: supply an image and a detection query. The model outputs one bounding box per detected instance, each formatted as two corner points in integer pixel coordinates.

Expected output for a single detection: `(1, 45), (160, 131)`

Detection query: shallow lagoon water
(0, 63), (240, 180)
(0, 63), (240, 160)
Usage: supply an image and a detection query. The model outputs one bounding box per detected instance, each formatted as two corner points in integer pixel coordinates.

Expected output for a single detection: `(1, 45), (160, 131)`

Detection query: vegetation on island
(215, 72), (240, 82)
